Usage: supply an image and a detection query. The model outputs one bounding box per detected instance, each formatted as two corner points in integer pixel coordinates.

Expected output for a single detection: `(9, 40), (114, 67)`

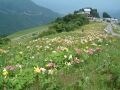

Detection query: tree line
(37, 13), (89, 38)
(50, 13), (89, 33)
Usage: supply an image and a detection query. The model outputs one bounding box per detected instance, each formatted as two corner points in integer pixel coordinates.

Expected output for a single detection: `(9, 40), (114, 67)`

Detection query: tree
(90, 9), (100, 18)
(51, 12), (89, 33)
(103, 12), (111, 18)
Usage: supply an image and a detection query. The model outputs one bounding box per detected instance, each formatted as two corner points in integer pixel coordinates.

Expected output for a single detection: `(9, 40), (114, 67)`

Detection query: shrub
(51, 13), (89, 33)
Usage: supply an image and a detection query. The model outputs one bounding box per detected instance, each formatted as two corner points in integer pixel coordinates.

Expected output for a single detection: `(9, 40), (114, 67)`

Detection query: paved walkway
(104, 23), (120, 37)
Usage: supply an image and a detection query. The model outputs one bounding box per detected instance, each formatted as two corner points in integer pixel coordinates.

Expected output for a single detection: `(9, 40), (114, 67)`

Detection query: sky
(32, 0), (120, 14)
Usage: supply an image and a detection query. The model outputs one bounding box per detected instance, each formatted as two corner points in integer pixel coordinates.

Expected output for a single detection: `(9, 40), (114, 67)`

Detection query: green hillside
(0, 0), (59, 35)
(0, 21), (120, 90)
(0, 10), (120, 90)
(7, 24), (50, 40)
(8, 13), (89, 42)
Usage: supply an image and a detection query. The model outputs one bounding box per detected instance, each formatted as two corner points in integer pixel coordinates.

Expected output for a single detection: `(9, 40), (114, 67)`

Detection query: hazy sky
(32, 0), (120, 14)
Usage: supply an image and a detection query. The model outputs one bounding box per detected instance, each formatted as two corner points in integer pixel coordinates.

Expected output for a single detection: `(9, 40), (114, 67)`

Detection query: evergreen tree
(103, 12), (111, 18)
(90, 9), (100, 18)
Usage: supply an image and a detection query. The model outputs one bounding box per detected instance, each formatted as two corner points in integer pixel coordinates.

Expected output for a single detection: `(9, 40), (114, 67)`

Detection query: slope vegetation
(0, 22), (120, 90)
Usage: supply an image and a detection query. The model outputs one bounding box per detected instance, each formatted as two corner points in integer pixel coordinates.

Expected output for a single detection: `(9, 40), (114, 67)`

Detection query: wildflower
(40, 68), (46, 74)
(30, 56), (35, 59)
(86, 46), (89, 49)
(45, 46), (50, 49)
(34, 39), (38, 42)
(48, 69), (57, 75)
(87, 48), (95, 55)
(89, 38), (93, 41)
(34, 66), (41, 73)
(106, 44), (109, 46)
(48, 69), (54, 75)
(80, 39), (85, 44)
(75, 48), (82, 55)
(81, 60), (84, 63)
(19, 51), (23, 55)
(65, 62), (72, 66)
(83, 49), (87, 53)
(44, 59), (48, 61)
(72, 57), (80, 64)
(27, 46), (30, 49)
(35, 45), (39, 48)
(68, 54), (73, 60)
(16, 64), (22, 69)
(5, 65), (16, 71)
(63, 47), (68, 52)
(91, 43), (97, 46)
(45, 62), (56, 69)
(52, 51), (57, 53)
(49, 43), (52, 46)
(2, 68), (8, 78)
(84, 39), (88, 43)
(95, 48), (102, 52)
(98, 38), (103, 43)
(64, 55), (67, 59)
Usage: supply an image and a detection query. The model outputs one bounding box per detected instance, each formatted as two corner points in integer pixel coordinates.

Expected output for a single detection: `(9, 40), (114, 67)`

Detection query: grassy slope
(1, 22), (120, 90)
(7, 24), (50, 40)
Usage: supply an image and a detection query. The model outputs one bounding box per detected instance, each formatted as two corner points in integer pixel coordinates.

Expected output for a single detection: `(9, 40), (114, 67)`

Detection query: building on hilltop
(75, 7), (92, 18)
(75, 7), (100, 19)
(83, 7), (92, 15)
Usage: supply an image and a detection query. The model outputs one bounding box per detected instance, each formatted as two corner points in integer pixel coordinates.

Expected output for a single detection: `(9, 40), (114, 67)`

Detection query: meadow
(0, 22), (120, 90)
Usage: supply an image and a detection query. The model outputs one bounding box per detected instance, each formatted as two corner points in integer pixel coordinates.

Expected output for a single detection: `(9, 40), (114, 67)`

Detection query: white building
(83, 8), (91, 15)
(76, 8), (92, 16)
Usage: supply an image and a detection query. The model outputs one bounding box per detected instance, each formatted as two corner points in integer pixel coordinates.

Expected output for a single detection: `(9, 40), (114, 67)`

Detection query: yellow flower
(2, 68), (8, 78)
(34, 66), (41, 73)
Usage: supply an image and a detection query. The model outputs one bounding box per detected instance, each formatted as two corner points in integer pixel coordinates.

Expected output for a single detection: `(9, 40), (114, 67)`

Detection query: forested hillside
(0, 0), (59, 35)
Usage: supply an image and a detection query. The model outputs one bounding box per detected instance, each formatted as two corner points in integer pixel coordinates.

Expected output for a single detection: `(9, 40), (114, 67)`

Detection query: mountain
(0, 0), (59, 35)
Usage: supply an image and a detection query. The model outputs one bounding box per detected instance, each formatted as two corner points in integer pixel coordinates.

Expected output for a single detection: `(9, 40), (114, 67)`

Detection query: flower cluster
(2, 68), (9, 78)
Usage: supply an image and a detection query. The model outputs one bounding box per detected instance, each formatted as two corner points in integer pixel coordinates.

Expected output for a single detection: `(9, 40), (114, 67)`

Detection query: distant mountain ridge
(0, 0), (59, 35)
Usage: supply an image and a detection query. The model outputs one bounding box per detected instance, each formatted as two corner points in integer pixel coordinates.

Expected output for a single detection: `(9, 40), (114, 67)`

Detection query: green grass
(0, 22), (120, 90)
(7, 24), (50, 40)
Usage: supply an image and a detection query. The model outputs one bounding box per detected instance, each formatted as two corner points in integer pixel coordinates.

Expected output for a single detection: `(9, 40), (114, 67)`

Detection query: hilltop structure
(75, 7), (92, 16)
(74, 7), (100, 18)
